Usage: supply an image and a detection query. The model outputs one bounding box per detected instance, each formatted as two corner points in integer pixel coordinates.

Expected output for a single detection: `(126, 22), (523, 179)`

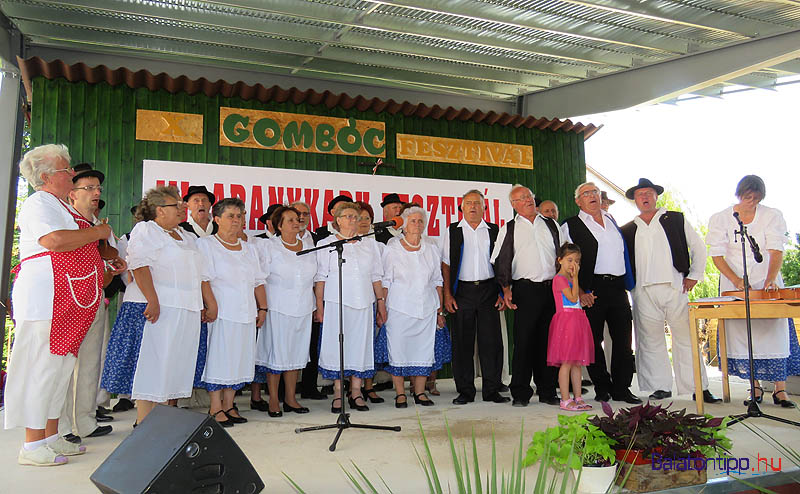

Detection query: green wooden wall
(30, 76), (586, 237)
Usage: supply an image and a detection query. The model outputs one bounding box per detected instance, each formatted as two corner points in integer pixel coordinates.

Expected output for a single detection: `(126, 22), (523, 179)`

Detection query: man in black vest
(621, 178), (721, 404)
(179, 185), (218, 237)
(255, 203), (282, 239)
(442, 190), (509, 404)
(491, 185), (563, 406)
(561, 182), (641, 404)
(375, 193), (404, 244)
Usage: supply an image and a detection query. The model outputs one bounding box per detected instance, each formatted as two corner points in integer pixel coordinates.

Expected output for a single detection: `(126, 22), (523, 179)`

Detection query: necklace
(215, 234), (241, 247)
(403, 236), (421, 248)
(281, 236), (301, 247)
(157, 223), (178, 235)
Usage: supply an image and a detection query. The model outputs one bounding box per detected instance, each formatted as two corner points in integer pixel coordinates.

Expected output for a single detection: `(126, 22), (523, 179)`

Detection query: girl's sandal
(574, 398), (592, 410)
(559, 399), (580, 411)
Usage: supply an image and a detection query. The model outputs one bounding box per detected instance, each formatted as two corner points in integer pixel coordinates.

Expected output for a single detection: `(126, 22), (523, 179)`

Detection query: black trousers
(451, 281), (503, 400)
(584, 276), (635, 396)
(300, 321), (323, 394)
(509, 279), (557, 401)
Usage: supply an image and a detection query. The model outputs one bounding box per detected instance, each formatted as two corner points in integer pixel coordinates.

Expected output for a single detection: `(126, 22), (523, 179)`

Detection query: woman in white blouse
(125, 186), (218, 425)
(382, 207), (445, 407)
(197, 198), (267, 426)
(315, 202), (387, 413)
(707, 175), (797, 408)
(255, 206), (317, 417)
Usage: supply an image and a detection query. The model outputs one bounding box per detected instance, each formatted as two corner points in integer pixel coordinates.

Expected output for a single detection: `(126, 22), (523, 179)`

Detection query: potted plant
(524, 413), (617, 494)
(588, 401), (732, 492)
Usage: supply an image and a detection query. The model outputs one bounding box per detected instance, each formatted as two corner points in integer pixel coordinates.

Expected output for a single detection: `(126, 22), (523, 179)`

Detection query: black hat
(182, 185), (215, 204)
(327, 194), (351, 214)
(98, 199), (105, 211)
(72, 163), (104, 184)
(259, 203), (284, 225)
(380, 193), (403, 208)
(600, 191), (616, 205)
(130, 204), (138, 215)
(625, 178), (664, 199)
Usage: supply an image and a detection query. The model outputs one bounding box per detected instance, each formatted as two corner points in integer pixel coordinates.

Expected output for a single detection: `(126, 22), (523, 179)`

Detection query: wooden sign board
(396, 134), (533, 169)
(219, 107), (386, 158)
(135, 110), (203, 144)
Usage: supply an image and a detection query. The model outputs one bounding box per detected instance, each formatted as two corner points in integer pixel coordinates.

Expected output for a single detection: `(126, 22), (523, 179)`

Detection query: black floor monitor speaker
(90, 405), (264, 494)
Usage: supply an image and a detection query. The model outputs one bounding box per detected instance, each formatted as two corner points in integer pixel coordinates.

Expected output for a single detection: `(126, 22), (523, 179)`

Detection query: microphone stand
(726, 215), (800, 428)
(294, 227), (401, 451)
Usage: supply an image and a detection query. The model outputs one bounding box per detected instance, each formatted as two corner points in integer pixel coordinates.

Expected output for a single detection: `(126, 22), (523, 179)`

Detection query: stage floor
(2, 369), (800, 493)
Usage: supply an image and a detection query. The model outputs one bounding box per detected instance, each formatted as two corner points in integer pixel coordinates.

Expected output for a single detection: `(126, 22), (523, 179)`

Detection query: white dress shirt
(561, 210), (625, 275)
(633, 208), (706, 290)
(441, 219), (494, 281)
(490, 214), (564, 282)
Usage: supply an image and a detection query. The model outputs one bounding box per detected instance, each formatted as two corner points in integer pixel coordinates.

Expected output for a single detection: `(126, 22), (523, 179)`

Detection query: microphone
(372, 216), (404, 229)
(732, 211), (763, 263)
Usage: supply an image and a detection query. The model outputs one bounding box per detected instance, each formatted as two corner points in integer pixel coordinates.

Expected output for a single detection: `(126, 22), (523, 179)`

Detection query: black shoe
(374, 381), (393, 391)
(331, 397), (343, 414)
(512, 399), (529, 407)
(414, 393), (434, 406)
(250, 399), (270, 411)
(483, 393), (511, 404)
(64, 434), (81, 444)
(538, 395), (561, 406)
(499, 383), (509, 393)
(112, 398), (135, 412)
(97, 406), (112, 415)
(300, 390), (328, 400)
(363, 388), (385, 404)
(224, 408), (248, 424)
(773, 390), (797, 408)
(284, 403), (310, 414)
(86, 425), (113, 438)
(693, 390), (722, 404)
(395, 394), (408, 408)
(594, 391), (612, 402)
(612, 390), (643, 404)
(744, 386), (764, 406)
(267, 407), (283, 418)
(95, 411), (114, 422)
(649, 390), (672, 400)
(321, 384), (335, 395)
(348, 395), (370, 411)
(452, 394), (474, 405)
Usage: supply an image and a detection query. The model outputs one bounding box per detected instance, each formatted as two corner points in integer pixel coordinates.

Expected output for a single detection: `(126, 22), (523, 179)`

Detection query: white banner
(142, 160), (513, 239)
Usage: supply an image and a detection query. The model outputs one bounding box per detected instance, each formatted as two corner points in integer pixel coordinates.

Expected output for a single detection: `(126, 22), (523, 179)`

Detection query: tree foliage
(782, 234), (800, 287)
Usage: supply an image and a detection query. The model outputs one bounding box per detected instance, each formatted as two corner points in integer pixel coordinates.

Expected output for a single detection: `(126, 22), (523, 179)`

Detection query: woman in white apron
(255, 206), (317, 417)
(315, 202), (387, 413)
(382, 207), (446, 407)
(127, 186), (218, 424)
(707, 175), (798, 408)
(197, 198), (266, 427)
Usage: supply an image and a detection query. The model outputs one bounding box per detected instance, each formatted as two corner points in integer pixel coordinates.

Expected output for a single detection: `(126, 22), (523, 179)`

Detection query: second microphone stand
(294, 228), (401, 451)
(726, 214), (800, 428)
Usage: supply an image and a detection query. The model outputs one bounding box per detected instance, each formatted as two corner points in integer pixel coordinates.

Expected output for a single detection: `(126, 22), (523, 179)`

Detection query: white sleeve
(195, 238), (215, 283)
(764, 207), (789, 252)
(126, 222), (167, 271)
(19, 193), (76, 241)
(381, 244), (393, 289)
(560, 222), (572, 243)
(684, 216), (707, 281)
(705, 212), (728, 257)
(489, 223), (507, 264)
(370, 241), (384, 283)
(314, 241), (330, 283)
(431, 247), (444, 288)
(441, 226), (451, 266)
(248, 243), (266, 288)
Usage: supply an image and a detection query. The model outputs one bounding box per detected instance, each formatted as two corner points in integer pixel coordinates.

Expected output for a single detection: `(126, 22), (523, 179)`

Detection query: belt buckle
(471, 280), (480, 285)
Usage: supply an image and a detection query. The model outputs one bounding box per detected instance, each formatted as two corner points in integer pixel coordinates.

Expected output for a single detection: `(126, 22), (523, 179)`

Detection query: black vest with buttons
(620, 211), (691, 283)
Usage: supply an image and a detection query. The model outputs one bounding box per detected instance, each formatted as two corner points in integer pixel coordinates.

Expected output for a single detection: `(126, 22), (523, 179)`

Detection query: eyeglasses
(339, 214), (359, 221)
(53, 167), (75, 174)
(579, 189), (600, 198)
(297, 212), (310, 217)
(72, 185), (103, 192)
(511, 194), (534, 203)
(160, 201), (185, 209)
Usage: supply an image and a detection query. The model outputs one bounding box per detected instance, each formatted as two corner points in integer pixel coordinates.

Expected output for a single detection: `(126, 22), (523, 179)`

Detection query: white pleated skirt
(319, 303), (374, 373)
(255, 311), (311, 371)
(386, 310), (436, 367)
(202, 318), (256, 385)
(131, 307), (201, 402)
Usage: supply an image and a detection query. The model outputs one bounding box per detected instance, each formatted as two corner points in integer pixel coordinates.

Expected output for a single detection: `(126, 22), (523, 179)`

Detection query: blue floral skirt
(374, 323), (389, 369)
(192, 322), (209, 388)
(386, 364), (434, 377)
(725, 319), (800, 381)
(319, 368), (376, 380)
(253, 366), (268, 383)
(100, 302), (146, 395)
(433, 325), (452, 371)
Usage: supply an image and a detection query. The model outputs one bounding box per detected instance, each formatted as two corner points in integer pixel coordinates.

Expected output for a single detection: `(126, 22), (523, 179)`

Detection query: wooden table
(688, 299), (800, 414)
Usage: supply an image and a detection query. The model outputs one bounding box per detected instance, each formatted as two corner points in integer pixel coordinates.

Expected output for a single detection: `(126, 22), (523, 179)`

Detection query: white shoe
(48, 437), (87, 456)
(18, 445), (69, 466)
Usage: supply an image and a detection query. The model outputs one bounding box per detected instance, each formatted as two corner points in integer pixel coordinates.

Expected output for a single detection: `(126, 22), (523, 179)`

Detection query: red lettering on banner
(442, 196), (456, 227)
(156, 180), (164, 188)
(250, 186), (265, 230)
(305, 188), (320, 230)
(213, 183), (225, 203)
(287, 188), (303, 204)
(426, 195), (440, 236)
(268, 186), (284, 206)
(179, 182), (190, 199)
(399, 194), (409, 203)
(493, 198), (504, 227)
(339, 190), (353, 200)
(230, 184), (246, 202)
(456, 197), (463, 222)
(321, 189), (334, 227)
(355, 191), (370, 203)
(411, 194), (423, 208)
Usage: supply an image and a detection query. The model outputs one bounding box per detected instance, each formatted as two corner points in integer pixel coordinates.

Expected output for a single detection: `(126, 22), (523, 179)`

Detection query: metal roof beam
(364, 0), (689, 54)
(523, 28), (800, 118)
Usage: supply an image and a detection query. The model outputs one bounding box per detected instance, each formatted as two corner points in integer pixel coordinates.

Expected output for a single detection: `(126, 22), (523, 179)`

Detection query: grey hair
(400, 205), (427, 227)
(136, 186), (181, 222)
(289, 200), (310, 211)
(735, 175), (766, 201)
(462, 189), (485, 201)
(574, 182), (597, 199)
(508, 184), (534, 202)
(20, 144), (72, 189)
(212, 197), (246, 218)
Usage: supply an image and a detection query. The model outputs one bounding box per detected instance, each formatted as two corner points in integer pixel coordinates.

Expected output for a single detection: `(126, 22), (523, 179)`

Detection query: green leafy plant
(524, 413), (615, 471)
